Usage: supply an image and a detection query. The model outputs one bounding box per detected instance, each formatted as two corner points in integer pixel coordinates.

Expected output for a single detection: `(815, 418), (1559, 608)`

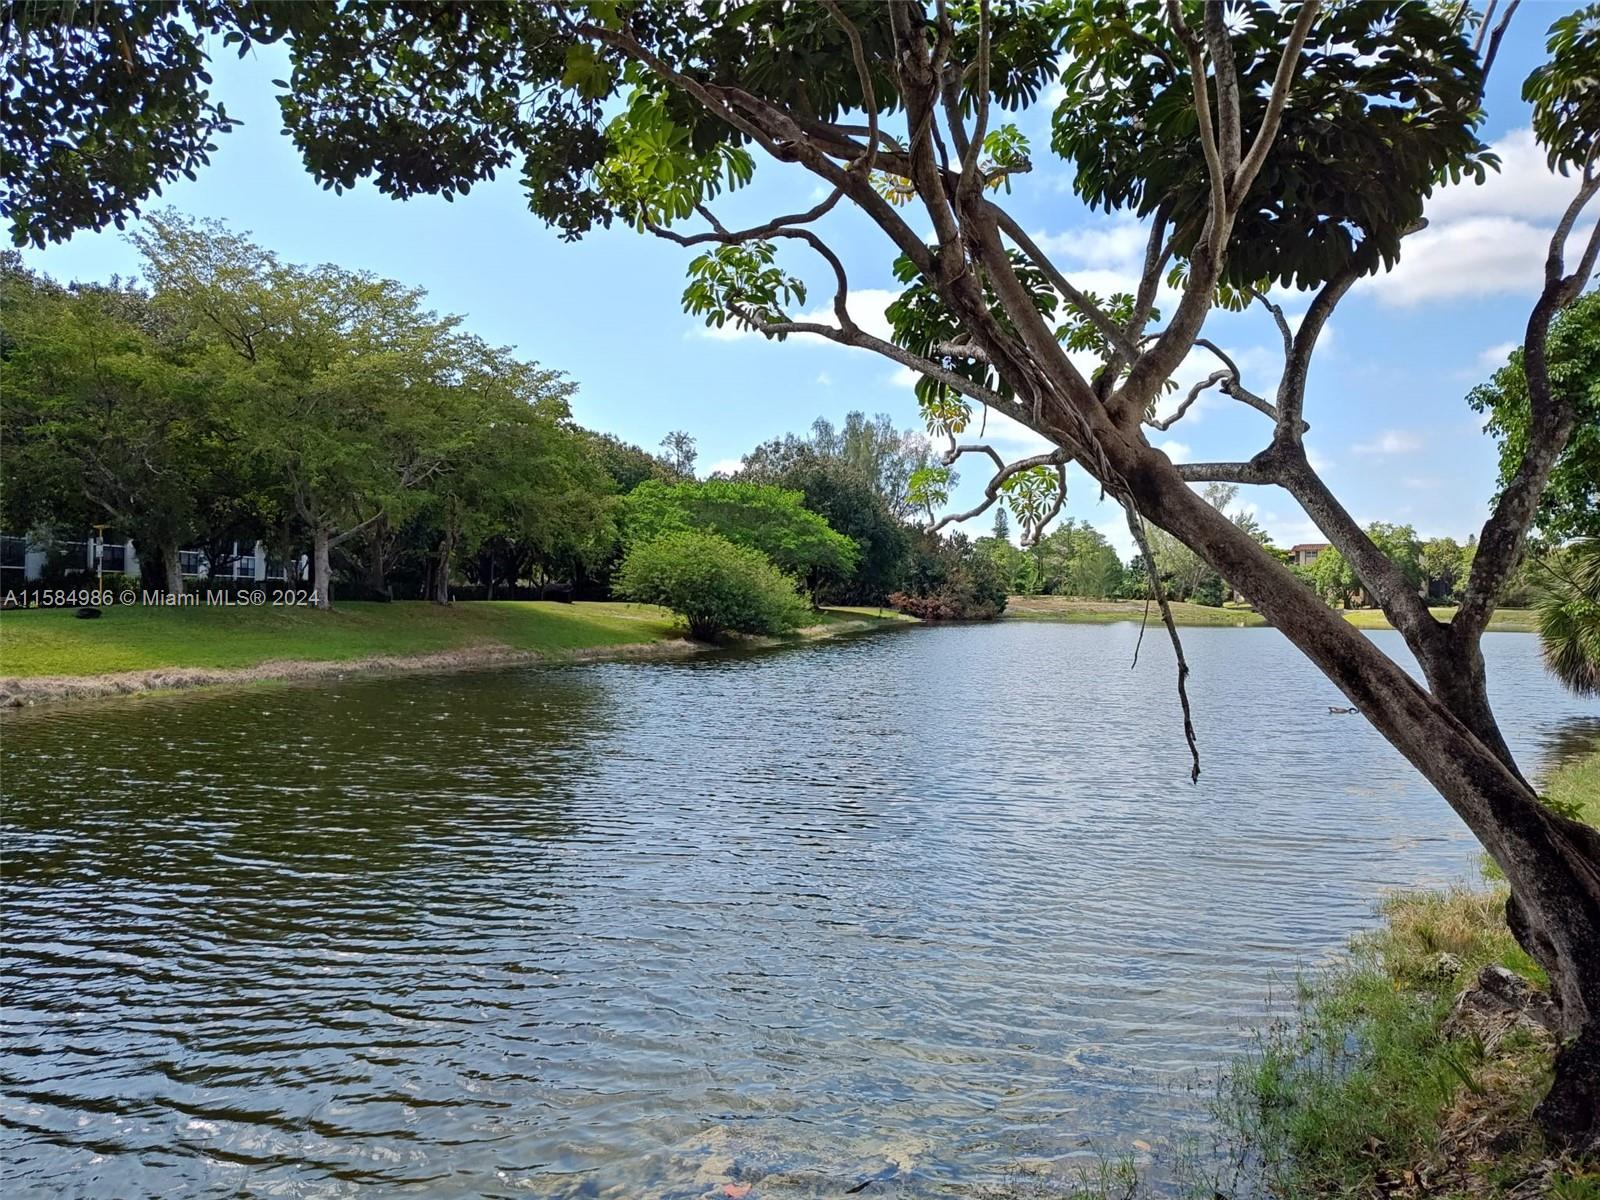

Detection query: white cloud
(1477, 341), (1517, 370)
(1156, 438), (1192, 463)
(1306, 446), (1334, 473)
(1370, 128), (1598, 307)
(1375, 215), (1593, 307)
(703, 457), (744, 478)
(1029, 217), (1150, 269)
(1425, 128), (1587, 223)
(1351, 429), (1423, 456)
(816, 371), (833, 387)
(888, 364), (919, 389)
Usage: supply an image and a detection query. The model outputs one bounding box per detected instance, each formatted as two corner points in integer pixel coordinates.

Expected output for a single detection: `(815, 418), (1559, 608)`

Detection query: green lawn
(1004, 595), (1540, 633)
(0, 600), (683, 678)
(0, 599), (915, 680)
(1004, 596), (1268, 626)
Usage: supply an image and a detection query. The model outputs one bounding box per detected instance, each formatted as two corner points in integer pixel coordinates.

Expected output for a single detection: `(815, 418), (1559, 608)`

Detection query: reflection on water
(2, 623), (1595, 1197)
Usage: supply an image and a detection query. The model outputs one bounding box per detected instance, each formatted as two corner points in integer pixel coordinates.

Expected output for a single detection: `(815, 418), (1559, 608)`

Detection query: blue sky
(22, 9), (1590, 556)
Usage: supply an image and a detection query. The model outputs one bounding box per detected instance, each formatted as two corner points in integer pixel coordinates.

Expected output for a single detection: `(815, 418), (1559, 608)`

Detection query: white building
(1, 532), (287, 583)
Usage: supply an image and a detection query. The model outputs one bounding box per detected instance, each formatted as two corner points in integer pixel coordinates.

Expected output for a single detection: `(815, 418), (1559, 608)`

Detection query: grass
(0, 599), (912, 680)
(1003, 596), (1268, 626)
(0, 600), (680, 678)
(1003, 596), (1540, 633)
(1213, 746), (1600, 1200)
(1341, 605), (1540, 633)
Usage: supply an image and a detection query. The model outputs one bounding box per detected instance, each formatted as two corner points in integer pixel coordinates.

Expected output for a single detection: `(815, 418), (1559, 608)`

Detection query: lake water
(2, 622), (1596, 1198)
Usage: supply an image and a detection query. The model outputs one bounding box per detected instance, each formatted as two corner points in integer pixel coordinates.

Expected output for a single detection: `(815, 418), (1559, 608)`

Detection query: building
(1288, 542), (1330, 568)
(0, 531), (287, 585)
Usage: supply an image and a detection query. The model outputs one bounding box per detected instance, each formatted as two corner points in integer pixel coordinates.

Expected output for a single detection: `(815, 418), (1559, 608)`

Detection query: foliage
(1311, 545), (1358, 609)
(891, 531), (1008, 621)
(614, 529), (809, 641)
(1051, 0), (1493, 291)
(0, 2), (304, 247)
(738, 444), (908, 604)
(1420, 536), (1466, 601)
(1469, 291), (1600, 541)
(1535, 539), (1600, 697)
(622, 478), (857, 597)
(1366, 521), (1423, 590)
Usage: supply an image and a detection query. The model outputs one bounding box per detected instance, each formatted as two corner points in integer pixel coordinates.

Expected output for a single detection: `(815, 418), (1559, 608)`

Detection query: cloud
(816, 371), (833, 387)
(1425, 128), (1587, 223)
(703, 457), (744, 478)
(1156, 438), (1192, 462)
(1477, 341), (1517, 371)
(1370, 128), (1597, 307)
(1029, 217), (1151, 269)
(1351, 429), (1423, 457)
(1305, 445), (1334, 473)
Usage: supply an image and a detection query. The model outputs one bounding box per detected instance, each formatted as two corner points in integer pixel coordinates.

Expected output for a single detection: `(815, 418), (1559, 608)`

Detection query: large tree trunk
(432, 532), (454, 605)
(312, 528), (332, 610)
(161, 536), (182, 598)
(1132, 447), (1600, 1151)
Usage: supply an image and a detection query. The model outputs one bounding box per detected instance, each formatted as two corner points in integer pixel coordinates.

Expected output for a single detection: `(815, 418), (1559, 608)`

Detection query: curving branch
(1146, 369), (1230, 431)
(1457, 171), (1600, 638)
(927, 445), (1070, 543)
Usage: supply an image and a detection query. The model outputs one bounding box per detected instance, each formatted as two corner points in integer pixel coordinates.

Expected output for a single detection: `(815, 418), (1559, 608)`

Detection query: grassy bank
(1004, 595), (1539, 633)
(0, 599), (912, 686)
(0, 600), (683, 678)
(1216, 747), (1600, 1199)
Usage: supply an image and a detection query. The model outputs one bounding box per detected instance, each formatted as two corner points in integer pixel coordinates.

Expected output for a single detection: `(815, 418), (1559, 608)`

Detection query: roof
(1289, 542), (1331, 553)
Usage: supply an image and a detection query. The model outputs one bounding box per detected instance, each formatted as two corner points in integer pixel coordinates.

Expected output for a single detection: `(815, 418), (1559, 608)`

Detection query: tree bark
(162, 536), (183, 598)
(312, 528), (332, 610)
(1130, 446), (1600, 1150)
(432, 533), (453, 605)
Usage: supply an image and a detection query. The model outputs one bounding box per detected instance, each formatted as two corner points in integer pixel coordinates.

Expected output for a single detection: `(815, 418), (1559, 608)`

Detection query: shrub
(614, 529), (810, 641)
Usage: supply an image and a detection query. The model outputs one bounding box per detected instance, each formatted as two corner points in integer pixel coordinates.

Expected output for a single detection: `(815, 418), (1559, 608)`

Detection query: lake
(2, 622), (1596, 1198)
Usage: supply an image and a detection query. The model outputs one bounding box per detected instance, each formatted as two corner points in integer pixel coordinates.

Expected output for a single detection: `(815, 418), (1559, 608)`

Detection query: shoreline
(0, 616), (899, 710)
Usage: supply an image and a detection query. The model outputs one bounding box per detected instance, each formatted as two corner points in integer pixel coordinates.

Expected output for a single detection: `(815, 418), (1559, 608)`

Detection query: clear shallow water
(2, 622), (1596, 1198)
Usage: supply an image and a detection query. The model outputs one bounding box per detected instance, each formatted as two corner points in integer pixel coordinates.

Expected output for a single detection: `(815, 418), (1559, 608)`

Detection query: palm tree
(1535, 539), (1600, 696)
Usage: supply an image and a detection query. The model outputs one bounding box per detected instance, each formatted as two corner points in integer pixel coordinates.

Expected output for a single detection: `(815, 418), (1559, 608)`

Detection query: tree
(1420, 536), (1465, 601)
(658, 429), (698, 478)
(615, 528), (809, 640)
(0, 257), (215, 594)
(1310, 546), (1357, 610)
(745, 410), (937, 518)
(133, 214), (470, 608)
(1470, 292), (1600, 542)
(738, 444), (908, 603)
(1534, 539), (1600, 698)
(14, 0), (1600, 1146)
(623, 477), (857, 600)
(1365, 522), (1422, 592)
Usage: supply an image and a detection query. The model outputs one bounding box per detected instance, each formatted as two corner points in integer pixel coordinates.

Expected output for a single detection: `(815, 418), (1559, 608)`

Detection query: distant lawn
(0, 600), (682, 679)
(1005, 596), (1267, 626)
(1005, 596), (1540, 633)
(1341, 605), (1539, 632)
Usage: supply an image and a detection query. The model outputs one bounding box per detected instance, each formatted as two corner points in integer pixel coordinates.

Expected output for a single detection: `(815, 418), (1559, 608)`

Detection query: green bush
(614, 529), (810, 641)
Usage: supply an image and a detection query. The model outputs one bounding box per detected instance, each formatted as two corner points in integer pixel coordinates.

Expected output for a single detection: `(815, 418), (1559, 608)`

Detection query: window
(0, 536), (26, 569)
(98, 543), (126, 572)
(179, 550), (206, 576)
